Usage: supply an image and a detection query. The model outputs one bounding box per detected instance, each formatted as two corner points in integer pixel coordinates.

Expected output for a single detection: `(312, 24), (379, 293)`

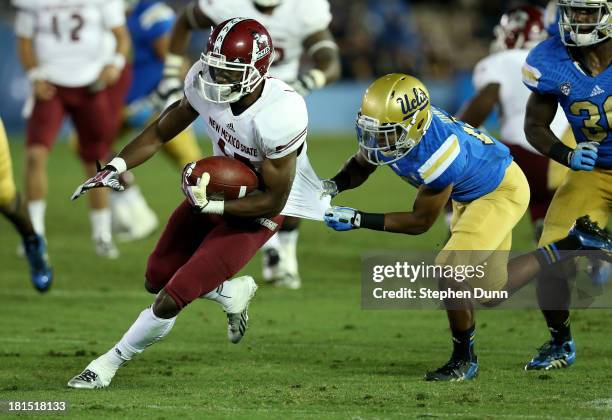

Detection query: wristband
(549, 142), (573, 167)
(107, 157), (127, 174)
(110, 53), (126, 71)
(201, 200), (224, 215)
(355, 212), (385, 231)
(27, 67), (46, 83)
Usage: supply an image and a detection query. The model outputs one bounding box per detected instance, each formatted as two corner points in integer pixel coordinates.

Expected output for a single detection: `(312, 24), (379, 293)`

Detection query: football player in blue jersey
(321, 74), (612, 381)
(522, 0), (611, 371)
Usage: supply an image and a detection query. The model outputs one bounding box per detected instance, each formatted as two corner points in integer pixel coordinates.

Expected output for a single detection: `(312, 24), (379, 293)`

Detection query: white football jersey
(198, 0), (332, 82)
(473, 48), (569, 154)
(184, 62), (331, 220)
(13, 0), (125, 87)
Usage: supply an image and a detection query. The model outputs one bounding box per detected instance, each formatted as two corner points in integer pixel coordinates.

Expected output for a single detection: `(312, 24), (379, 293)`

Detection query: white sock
(261, 232), (280, 251)
(90, 208), (112, 241)
(104, 306), (176, 370)
(112, 185), (143, 206)
(27, 200), (46, 236)
(278, 230), (299, 247)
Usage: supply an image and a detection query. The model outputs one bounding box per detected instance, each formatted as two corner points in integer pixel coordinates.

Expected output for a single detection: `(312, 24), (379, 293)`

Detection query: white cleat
(224, 276), (258, 344)
(111, 187), (158, 243)
(274, 273), (301, 290)
(94, 238), (120, 259)
(67, 359), (115, 389)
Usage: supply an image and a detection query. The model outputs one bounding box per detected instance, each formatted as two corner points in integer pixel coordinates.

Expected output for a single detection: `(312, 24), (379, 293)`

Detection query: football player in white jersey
(156, 0), (341, 289)
(456, 4), (571, 240)
(67, 18), (330, 389)
(14, 0), (130, 258)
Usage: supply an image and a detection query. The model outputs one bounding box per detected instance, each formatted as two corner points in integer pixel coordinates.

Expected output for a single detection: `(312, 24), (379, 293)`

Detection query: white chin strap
(253, 0), (282, 6)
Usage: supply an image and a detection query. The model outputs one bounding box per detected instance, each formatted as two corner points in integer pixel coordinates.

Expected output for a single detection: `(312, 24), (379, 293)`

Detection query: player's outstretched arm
(324, 184), (452, 234)
(291, 30), (341, 96)
(525, 92), (599, 171)
(168, 2), (213, 57)
(323, 152), (376, 198)
(71, 98), (198, 200)
(455, 83), (499, 128)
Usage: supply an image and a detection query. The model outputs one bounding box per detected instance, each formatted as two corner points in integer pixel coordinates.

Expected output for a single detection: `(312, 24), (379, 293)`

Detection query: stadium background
(2, 1), (612, 418)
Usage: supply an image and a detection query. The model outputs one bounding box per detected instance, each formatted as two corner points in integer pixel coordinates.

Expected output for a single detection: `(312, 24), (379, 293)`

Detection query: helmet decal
(397, 88), (430, 121)
(212, 17), (247, 54)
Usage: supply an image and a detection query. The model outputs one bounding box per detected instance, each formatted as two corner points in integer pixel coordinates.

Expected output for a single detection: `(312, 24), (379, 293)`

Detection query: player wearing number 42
(322, 73), (612, 381)
(67, 18), (330, 389)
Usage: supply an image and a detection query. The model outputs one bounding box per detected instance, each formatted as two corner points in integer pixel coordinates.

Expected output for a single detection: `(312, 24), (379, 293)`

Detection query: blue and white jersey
(523, 35), (612, 168)
(126, 0), (174, 104)
(381, 106), (513, 203)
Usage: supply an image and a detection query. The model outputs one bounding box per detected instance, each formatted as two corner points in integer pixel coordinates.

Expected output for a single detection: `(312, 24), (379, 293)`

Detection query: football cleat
(23, 235), (53, 292)
(524, 339), (576, 370)
(225, 276), (258, 344)
(274, 272), (301, 290)
(67, 358), (116, 389)
(569, 216), (612, 254)
(111, 187), (158, 243)
(94, 237), (119, 259)
(424, 357), (479, 381)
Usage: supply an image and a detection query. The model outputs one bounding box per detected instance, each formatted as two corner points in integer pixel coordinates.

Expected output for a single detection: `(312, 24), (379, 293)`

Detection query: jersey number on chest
(51, 13), (85, 42)
(569, 96), (612, 142)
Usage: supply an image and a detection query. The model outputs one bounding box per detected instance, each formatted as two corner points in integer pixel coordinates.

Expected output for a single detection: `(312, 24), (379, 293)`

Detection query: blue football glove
(569, 141), (599, 171)
(324, 206), (360, 231)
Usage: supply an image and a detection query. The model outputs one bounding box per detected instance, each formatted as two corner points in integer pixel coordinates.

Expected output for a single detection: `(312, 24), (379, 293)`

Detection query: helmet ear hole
(416, 119), (424, 130)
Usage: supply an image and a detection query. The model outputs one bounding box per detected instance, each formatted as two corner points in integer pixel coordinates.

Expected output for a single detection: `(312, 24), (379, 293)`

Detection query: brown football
(185, 156), (259, 200)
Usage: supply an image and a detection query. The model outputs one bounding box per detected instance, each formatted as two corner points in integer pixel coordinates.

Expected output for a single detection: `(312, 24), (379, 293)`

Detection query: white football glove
(181, 171), (225, 215)
(71, 161), (124, 200)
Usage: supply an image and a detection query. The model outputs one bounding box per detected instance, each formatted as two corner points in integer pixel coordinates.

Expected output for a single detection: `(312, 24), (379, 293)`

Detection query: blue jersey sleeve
(417, 134), (466, 191)
(139, 2), (174, 41)
(522, 38), (560, 96)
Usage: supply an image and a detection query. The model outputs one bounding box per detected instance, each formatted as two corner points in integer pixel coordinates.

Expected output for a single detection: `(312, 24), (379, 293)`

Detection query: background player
(14, 0), (130, 258)
(0, 117), (52, 292)
(66, 18), (329, 389)
(322, 74), (611, 381)
(157, 0), (341, 289)
(522, 0), (611, 370)
(457, 4), (572, 241)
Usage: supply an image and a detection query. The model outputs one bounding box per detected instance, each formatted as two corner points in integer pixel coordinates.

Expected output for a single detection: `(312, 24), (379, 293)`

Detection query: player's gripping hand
(324, 206), (360, 231)
(181, 164), (225, 215)
(569, 141), (599, 171)
(320, 179), (339, 198)
(289, 69), (326, 96)
(154, 76), (183, 108)
(71, 161), (124, 200)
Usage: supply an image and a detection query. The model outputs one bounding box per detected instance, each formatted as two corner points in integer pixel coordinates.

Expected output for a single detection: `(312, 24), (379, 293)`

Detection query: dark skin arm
(223, 152), (297, 218)
(330, 151), (377, 191)
(455, 83), (500, 128)
(383, 185), (453, 235)
(302, 29), (341, 85)
(524, 91), (562, 156)
(168, 2), (213, 56)
(117, 97), (198, 168)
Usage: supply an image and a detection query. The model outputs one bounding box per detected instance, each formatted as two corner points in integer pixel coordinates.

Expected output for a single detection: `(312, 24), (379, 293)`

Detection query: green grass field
(1, 135), (611, 419)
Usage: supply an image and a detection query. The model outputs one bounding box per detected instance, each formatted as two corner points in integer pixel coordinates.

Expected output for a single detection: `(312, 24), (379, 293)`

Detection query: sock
(545, 311), (572, 344)
(105, 306), (176, 369)
(261, 232), (280, 251)
(90, 208), (112, 241)
(278, 230), (299, 274)
(27, 200), (46, 236)
(535, 236), (581, 267)
(451, 324), (476, 361)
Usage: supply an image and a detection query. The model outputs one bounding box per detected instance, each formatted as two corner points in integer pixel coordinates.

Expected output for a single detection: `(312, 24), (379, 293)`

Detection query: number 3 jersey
(184, 62), (331, 220)
(13, 0), (125, 87)
(523, 35), (612, 168)
(382, 107), (513, 203)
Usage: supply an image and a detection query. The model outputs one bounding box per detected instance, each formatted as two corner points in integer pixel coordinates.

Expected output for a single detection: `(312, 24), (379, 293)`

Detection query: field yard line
(587, 398), (612, 410)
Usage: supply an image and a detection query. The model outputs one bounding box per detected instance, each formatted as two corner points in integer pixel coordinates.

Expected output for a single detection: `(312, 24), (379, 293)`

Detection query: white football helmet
(557, 0), (611, 46)
(253, 0), (283, 7)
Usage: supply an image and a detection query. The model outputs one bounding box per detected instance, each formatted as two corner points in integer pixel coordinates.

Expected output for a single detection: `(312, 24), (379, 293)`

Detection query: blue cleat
(23, 235), (53, 292)
(524, 339), (576, 370)
(569, 216), (612, 253)
(424, 357), (478, 381)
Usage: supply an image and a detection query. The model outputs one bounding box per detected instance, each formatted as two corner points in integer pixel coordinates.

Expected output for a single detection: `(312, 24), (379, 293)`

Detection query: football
(184, 156), (259, 200)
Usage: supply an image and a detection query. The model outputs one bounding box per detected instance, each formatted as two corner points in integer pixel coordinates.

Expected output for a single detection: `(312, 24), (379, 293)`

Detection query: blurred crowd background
(0, 0), (551, 132)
